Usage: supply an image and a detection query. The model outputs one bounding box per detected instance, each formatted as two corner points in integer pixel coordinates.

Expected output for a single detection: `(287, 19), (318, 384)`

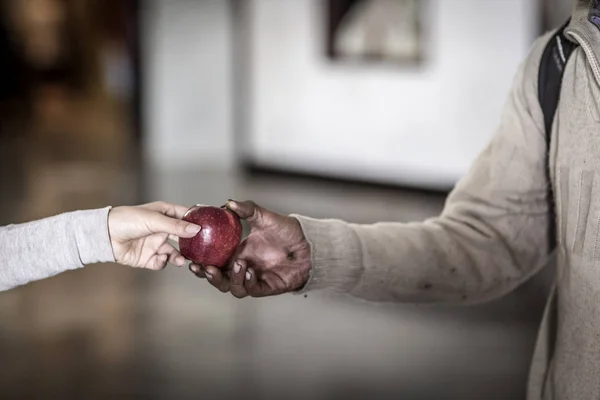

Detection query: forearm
(294, 205), (550, 304)
(0, 207), (115, 291)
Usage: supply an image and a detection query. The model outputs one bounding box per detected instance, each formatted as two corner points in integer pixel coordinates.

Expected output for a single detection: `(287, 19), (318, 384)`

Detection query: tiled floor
(0, 98), (554, 399)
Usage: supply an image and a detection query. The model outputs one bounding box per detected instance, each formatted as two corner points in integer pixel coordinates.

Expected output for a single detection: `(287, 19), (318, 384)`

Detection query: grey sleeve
(0, 207), (116, 291)
(292, 33), (554, 304)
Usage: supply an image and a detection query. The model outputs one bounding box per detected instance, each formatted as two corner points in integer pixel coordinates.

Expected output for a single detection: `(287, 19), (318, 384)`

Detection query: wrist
(74, 207), (116, 265)
(106, 206), (119, 262)
(290, 215), (361, 294)
(287, 217), (312, 292)
(293, 249), (312, 292)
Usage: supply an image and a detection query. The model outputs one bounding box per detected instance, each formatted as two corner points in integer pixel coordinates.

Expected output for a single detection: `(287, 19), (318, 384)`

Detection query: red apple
(179, 204), (242, 267)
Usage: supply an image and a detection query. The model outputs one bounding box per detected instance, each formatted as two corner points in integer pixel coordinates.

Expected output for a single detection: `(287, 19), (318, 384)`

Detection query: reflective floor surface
(0, 97), (553, 399)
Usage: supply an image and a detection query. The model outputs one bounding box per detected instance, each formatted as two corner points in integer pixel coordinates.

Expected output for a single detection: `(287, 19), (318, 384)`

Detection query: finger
(157, 242), (186, 267)
(189, 263), (206, 278)
(202, 265), (230, 293)
(142, 201), (191, 219)
(225, 200), (265, 226)
(146, 212), (201, 239)
(146, 254), (168, 271)
(157, 254), (169, 270)
(229, 259), (248, 298)
(244, 268), (277, 297)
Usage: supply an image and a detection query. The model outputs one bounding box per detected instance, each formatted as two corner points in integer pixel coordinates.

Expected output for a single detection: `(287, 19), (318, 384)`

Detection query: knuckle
(154, 201), (171, 214)
(229, 279), (244, 291)
(230, 279), (241, 288)
(216, 284), (230, 293)
(234, 273), (245, 282)
(147, 201), (161, 209)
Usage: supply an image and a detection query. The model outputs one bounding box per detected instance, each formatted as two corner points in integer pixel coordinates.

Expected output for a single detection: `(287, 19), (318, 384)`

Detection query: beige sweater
(294, 2), (600, 399)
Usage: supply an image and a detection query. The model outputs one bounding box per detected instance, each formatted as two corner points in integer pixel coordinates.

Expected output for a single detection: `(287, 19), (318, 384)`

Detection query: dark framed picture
(326, 0), (425, 65)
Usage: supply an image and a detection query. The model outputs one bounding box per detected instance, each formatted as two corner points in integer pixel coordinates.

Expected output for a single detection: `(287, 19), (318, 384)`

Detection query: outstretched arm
(0, 202), (202, 291)
(191, 33), (554, 304)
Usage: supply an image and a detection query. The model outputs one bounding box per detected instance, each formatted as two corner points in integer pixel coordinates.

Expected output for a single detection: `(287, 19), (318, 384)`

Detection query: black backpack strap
(538, 19), (578, 141)
(538, 20), (578, 250)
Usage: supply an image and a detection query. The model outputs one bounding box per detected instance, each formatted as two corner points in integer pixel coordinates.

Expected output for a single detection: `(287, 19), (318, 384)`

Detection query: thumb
(226, 200), (265, 226)
(146, 212), (202, 238)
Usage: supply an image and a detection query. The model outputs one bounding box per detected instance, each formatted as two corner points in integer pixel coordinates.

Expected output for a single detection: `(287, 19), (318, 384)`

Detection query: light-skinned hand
(108, 201), (201, 270)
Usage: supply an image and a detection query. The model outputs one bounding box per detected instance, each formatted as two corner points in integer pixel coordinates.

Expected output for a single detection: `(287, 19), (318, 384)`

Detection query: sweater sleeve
(291, 33), (554, 304)
(0, 207), (116, 291)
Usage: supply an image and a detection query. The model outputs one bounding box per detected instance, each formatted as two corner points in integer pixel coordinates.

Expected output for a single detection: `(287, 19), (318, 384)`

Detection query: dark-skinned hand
(188, 200), (311, 298)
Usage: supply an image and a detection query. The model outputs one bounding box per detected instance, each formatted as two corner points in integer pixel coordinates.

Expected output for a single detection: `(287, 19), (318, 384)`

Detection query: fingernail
(206, 273), (213, 280)
(245, 271), (252, 280)
(190, 265), (199, 273)
(186, 224), (201, 234)
(233, 261), (241, 274)
(226, 200), (237, 210)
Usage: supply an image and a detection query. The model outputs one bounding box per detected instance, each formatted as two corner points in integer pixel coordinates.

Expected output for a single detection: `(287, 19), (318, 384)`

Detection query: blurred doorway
(0, 0), (143, 221)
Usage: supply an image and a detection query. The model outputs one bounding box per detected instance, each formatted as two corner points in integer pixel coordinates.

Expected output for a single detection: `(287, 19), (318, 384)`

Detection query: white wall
(141, 0), (540, 187)
(245, 0), (538, 188)
(142, 0), (234, 170)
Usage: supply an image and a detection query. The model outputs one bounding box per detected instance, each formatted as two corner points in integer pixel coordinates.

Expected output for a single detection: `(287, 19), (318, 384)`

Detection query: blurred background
(0, 0), (573, 399)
